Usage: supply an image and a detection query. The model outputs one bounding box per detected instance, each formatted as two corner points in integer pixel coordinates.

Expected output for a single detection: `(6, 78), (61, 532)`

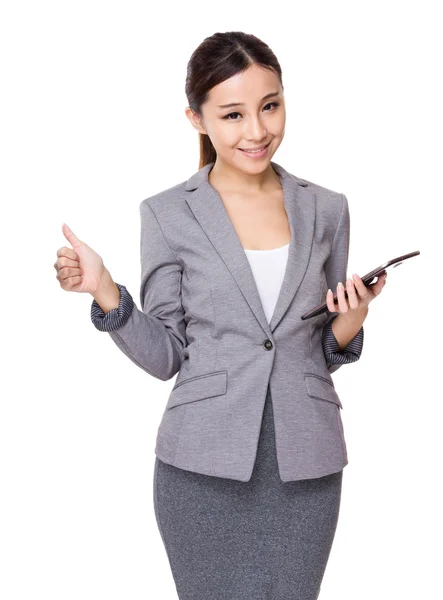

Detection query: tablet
(300, 250), (420, 320)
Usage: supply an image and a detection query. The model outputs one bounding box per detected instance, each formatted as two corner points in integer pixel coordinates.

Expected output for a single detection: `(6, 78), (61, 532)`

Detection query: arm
(90, 201), (187, 381)
(322, 193), (364, 374)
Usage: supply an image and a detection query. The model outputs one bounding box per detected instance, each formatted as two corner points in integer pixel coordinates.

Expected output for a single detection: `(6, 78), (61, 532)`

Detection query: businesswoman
(55, 31), (387, 600)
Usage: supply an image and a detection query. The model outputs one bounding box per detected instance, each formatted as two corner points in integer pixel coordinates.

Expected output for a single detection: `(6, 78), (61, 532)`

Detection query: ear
(185, 106), (207, 135)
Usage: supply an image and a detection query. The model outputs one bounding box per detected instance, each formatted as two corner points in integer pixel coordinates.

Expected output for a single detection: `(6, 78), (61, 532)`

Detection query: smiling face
(185, 63), (286, 178)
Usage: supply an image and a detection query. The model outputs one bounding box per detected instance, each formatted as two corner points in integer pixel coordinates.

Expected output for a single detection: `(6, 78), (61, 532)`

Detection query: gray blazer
(91, 161), (364, 482)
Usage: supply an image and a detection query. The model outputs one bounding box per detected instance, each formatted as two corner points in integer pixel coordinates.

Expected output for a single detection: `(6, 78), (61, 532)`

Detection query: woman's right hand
(54, 223), (109, 295)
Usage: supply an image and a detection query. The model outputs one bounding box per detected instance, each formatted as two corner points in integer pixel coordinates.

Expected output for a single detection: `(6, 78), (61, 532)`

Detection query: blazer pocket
(166, 370), (228, 410)
(304, 373), (343, 409)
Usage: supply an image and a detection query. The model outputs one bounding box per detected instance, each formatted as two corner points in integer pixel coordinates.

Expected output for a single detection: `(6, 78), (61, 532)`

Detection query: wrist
(340, 305), (368, 325)
(92, 270), (120, 313)
(92, 268), (112, 295)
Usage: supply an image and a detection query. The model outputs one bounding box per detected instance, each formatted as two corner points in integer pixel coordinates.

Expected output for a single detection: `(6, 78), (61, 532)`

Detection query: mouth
(238, 141), (271, 158)
(238, 141), (271, 153)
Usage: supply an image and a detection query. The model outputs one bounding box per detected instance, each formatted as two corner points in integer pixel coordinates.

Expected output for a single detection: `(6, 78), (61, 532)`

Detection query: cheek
(209, 123), (240, 149)
(272, 113), (286, 136)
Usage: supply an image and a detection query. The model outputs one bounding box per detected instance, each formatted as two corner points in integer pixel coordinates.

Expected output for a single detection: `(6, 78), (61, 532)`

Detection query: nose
(244, 116), (268, 143)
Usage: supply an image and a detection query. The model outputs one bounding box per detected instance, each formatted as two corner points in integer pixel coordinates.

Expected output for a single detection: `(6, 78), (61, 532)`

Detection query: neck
(208, 159), (281, 194)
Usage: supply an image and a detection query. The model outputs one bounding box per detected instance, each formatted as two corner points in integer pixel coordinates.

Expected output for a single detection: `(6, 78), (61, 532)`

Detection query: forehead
(206, 65), (282, 107)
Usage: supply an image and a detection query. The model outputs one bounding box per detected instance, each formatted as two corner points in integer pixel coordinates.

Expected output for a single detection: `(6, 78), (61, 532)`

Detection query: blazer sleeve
(90, 200), (187, 381)
(322, 193), (364, 374)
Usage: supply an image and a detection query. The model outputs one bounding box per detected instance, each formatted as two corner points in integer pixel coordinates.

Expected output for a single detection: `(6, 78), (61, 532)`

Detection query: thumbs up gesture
(54, 223), (108, 295)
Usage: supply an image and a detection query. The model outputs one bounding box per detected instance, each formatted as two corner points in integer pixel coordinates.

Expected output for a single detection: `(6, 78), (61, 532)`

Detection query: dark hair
(185, 32), (283, 169)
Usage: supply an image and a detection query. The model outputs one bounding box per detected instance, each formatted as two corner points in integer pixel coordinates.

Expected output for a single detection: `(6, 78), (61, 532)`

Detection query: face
(185, 64), (286, 176)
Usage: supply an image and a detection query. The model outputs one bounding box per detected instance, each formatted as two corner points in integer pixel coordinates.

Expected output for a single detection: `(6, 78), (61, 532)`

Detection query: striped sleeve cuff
(90, 283), (134, 332)
(322, 315), (364, 366)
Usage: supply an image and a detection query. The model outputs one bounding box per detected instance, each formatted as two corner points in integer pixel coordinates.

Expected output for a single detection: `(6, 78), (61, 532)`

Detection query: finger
(55, 256), (80, 271)
(336, 282), (348, 314)
(352, 274), (370, 301)
(60, 275), (83, 291)
(57, 267), (83, 281)
(62, 223), (83, 248)
(345, 277), (359, 309)
(369, 272), (388, 296)
(326, 288), (336, 312)
(57, 246), (79, 261)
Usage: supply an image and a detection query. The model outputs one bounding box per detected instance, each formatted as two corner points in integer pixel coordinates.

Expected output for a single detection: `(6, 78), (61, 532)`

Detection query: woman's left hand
(326, 271), (388, 315)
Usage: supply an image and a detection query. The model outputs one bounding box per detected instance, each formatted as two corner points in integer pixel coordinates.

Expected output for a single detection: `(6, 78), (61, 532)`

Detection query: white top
(243, 243), (290, 324)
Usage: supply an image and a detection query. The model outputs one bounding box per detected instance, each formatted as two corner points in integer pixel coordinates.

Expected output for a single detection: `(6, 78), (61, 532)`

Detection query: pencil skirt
(153, 384), (343, 600)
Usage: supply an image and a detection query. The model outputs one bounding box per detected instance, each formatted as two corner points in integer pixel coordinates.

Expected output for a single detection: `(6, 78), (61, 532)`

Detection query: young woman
(55, 31), (387, 600)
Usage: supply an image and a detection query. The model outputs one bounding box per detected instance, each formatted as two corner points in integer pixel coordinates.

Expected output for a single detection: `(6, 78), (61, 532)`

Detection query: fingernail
(338, 281), (343, 287)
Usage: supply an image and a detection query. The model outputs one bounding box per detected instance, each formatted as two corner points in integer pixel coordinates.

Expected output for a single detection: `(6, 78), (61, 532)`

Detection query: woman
(54, 31), (386, 600)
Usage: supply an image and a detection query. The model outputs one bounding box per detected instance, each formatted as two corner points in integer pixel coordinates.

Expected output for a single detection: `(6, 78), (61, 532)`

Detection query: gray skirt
(153, 384), (343, 600)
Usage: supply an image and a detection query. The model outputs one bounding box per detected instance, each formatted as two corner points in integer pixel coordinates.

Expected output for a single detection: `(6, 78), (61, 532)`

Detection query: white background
(1, 1), (441, 598)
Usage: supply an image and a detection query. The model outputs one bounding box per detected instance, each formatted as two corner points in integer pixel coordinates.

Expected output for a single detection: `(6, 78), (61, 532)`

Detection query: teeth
(243, 146), (266, 153)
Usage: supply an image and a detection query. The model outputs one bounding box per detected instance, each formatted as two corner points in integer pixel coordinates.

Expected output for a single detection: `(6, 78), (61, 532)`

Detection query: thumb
(369, 274), (387, 296)
(62, 223), (83, 248)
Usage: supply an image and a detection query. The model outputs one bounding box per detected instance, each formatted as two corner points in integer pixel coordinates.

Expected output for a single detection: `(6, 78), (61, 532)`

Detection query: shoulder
(289, 169), (344, 200)
(139, 180), (188, 216)
(286, 169), (347, 218)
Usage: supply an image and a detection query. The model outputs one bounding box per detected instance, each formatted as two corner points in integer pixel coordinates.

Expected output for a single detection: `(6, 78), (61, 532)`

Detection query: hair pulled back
(185, 32), (283, 169)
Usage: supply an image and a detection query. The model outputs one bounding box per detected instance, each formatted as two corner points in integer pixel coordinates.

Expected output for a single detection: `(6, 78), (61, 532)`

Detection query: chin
(239, 155), (273, 168)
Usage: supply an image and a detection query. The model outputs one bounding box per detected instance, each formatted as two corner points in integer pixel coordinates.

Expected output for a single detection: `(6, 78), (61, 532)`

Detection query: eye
(222, 101), (280, 121)
(223, 111), (241, 121)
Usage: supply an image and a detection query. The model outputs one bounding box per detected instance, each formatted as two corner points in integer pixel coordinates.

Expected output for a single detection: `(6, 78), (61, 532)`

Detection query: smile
(238, 141), (271, 158)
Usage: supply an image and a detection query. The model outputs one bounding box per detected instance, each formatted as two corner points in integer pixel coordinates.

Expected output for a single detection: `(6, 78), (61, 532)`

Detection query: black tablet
(301, 250), (420, 320)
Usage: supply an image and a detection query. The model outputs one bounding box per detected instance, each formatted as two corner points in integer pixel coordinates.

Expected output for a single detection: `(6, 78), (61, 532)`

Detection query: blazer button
(263, 339), (273, 350)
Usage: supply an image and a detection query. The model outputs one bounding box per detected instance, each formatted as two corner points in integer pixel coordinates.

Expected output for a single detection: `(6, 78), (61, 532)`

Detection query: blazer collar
(184, 161), (316, 336)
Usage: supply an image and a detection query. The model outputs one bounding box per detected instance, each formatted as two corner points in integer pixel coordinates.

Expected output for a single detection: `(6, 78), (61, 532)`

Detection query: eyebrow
(217, 91), (281, 109)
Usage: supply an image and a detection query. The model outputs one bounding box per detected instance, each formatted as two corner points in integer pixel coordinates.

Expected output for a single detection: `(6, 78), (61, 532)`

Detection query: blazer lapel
(184, 161), (316, 336)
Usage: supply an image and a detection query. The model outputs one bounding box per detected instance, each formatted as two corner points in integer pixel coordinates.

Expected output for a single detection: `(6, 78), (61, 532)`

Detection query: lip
(238, 141), (271, 159)
(239, 141), (271, 152)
